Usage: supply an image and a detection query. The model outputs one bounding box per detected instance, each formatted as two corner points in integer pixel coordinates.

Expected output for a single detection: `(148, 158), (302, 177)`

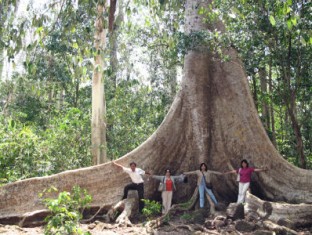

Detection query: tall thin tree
(92, 0), (108, 164)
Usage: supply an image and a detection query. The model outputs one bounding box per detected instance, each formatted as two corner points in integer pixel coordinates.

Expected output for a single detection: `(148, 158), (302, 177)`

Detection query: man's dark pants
(122, 183), (144, 213)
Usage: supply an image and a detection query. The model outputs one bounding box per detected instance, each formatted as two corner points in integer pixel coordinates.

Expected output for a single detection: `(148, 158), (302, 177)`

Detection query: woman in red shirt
(224, 159), (267, 203)
(152, 169), (184, 214)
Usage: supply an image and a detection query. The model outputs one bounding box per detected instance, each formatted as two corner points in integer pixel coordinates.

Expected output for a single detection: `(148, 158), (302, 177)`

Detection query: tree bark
(168, 65), (177, 104)
(259, 67), (270, 131)
(108, 0), (119, 91)
(0, 48), (4, 80)
(279, 32), (306, 169)
(92, 1), (107, 165)
(0, 0), (312, 225)
(251, 73), (259, 112)
(268, 56), (276, 147)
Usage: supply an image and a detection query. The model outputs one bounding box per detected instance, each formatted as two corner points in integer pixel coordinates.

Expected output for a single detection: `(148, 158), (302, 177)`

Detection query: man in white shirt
(113, 161), (149, 213)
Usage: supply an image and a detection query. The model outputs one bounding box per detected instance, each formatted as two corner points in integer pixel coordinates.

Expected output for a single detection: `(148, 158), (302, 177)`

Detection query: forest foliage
(0, 0), (311, 184)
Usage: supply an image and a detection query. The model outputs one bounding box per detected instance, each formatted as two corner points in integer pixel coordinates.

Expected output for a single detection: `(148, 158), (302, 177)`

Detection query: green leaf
(145, 19), (151, 27)
(269, 15), (276, 26)
(72, 42), (79, 49)
(283, 5), (291, 14)
(287, 19), (292, 30)
(198, 7), (205, 15)
(36, 26), (44, 34)
(291, 17), (297, 26)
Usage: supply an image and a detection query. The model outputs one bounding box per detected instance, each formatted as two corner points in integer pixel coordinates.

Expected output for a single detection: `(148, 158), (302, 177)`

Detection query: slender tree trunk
(2, 90), (12, 116)
(0, 48), (4, 79)
(109, 12), (118, 92)
(287, 90), (306, 168)
(109, 31), (118, 90)
(281, 34), (306, 168)
(268, 57), (276, 147)
(259, 67), (270, 130)
(251, 73), (258, 111)
(92, 1), (107, 165)
(57, 89), (64, 110)
(74, 78), (79, 107)
(108, 0), (125, 91)
(1, 0), (312, 225)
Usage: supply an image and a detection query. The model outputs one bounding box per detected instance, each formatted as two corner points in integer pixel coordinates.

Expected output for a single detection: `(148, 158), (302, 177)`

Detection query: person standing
(152, 169), (185, 214)
(224, 159), (268, 203)
(113, 161), (149, 213)
(184, 163), (222, 208)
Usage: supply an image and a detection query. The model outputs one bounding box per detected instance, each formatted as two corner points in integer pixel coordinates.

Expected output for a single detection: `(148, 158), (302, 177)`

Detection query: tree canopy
(0, 0), (311, 185)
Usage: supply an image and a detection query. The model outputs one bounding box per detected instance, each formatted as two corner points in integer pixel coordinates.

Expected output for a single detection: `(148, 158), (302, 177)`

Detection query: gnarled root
(206, 192), (215, 214)
(146, 188), (199, 229)
(147, 186), (216, 229)
(82, 198), (135, 227)
(146, 187), (198, 228)
(113, 198), (135, 227)
(263, 220), (298, 235)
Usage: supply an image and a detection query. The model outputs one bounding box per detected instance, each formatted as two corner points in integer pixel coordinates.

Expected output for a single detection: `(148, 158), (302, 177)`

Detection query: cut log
(245, 192), (312, 228)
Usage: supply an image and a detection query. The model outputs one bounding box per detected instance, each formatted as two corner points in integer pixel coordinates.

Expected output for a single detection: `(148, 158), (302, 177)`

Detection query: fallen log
(245, 192), (312, 228)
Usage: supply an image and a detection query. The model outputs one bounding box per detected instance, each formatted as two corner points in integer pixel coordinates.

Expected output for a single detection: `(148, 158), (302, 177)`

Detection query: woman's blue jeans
(199, 184), (218, 208)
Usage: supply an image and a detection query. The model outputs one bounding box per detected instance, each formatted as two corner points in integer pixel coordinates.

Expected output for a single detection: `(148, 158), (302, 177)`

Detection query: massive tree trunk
(0, 0), (312, 225)
(91, 1), (107, 165)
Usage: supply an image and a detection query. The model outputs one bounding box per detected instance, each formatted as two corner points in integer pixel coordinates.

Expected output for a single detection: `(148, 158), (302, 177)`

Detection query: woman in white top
(152, 169), (184, 214)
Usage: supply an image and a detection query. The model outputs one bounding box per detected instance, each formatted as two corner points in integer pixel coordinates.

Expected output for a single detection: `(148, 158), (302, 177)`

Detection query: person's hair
(241, 159), (249, 168)
(129, 162), (137, 167)
(199, 163), (208, 171)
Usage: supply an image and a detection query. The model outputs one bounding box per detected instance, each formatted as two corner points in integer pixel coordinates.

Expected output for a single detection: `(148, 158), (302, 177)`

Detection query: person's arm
(112, 161), (123, 170)
(172, 174), (186, 182)
(152, 175), (164, 181)
(208, 170), (223, 175)
(223, 170), (237, 175)
(183, 170), (197, 175)
(135, 167), (152, 176)
(254, 167), (268, 172)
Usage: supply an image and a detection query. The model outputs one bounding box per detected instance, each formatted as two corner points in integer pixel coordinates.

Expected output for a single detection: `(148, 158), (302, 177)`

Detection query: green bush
(141, 199), (162, 220)
(0, 108), (92, 183)
(40, 186), (92, 235)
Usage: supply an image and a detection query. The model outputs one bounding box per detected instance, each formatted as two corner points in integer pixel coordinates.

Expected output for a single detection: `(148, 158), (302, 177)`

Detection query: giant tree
(0, 0), (312, 226)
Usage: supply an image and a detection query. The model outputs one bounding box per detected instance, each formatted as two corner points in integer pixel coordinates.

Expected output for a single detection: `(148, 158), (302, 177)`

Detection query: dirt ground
(1, 209), (311, 235)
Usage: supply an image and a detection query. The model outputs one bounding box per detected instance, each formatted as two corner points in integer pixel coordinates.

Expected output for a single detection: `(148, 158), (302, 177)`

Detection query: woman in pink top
(224, 159), (267, 203)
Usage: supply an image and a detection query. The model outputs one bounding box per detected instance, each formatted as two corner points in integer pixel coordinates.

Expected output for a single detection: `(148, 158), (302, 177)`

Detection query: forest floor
(1, 207), (311, 235)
